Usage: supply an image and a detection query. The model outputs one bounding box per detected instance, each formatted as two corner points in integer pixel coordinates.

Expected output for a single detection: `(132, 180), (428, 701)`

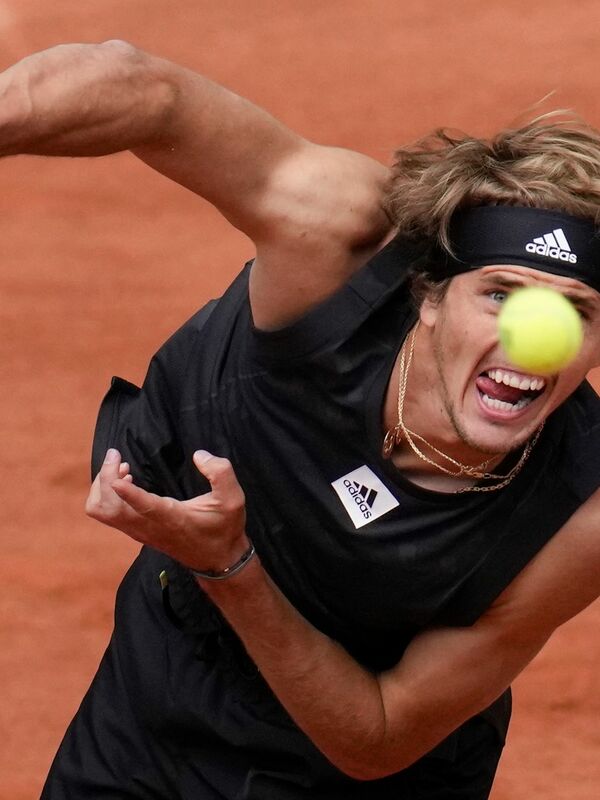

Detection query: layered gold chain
(382, 324), (543, 493)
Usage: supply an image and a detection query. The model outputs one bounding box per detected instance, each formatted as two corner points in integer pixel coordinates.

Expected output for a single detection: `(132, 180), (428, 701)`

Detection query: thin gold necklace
(382, 323), (544, 493)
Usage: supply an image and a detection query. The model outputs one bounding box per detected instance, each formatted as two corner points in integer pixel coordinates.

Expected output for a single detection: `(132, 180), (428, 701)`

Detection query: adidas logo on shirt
(525, 227), (577, 263)
(331, 465), (399, 529)
(348, 481), (378, 509)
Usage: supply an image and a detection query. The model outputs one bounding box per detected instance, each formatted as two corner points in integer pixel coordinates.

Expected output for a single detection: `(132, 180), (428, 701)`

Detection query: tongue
(476, 376), (524, 404)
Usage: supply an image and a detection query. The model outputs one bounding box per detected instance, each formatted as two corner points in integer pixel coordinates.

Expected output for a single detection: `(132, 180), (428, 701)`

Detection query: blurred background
(1, 2), (598, 797)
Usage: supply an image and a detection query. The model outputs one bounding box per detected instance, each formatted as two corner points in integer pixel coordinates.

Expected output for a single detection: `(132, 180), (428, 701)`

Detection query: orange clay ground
(1, 2), (599, 798)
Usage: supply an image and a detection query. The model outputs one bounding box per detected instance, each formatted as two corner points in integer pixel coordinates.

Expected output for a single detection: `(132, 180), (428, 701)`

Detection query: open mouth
(475, 368), (547, 414)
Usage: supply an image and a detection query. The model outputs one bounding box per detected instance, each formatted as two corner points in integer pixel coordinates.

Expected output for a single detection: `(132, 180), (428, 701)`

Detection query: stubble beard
(434, 341), (532, 459)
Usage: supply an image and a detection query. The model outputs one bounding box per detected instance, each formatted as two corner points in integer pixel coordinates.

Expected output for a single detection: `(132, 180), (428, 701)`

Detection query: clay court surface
(2, 2), (599, 797)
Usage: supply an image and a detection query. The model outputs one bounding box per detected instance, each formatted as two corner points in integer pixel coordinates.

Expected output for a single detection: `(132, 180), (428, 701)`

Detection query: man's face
(419, 265), (600, 455)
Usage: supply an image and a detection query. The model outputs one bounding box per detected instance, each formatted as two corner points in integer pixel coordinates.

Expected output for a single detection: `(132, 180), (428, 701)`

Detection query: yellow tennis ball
(498, 286), (583, 374)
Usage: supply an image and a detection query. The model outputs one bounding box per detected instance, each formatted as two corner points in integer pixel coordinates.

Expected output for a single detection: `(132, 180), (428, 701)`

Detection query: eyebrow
(480, 275), (599, 312)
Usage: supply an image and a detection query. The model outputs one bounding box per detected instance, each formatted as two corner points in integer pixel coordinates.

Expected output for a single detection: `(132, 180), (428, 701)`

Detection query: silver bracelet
(190, 542), (256, 581)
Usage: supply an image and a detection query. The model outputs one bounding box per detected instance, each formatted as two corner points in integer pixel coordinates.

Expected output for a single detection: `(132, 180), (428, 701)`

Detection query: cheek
(552, 358), (590, 400)
(583, 336), (600, 370)
(568, 337), (599, 376)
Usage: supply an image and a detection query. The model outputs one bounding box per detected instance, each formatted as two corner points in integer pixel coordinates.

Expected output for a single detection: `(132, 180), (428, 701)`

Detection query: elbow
(325, 731), (416, 782)
(335, 755), (412, 783)
(322, 691), (418, 781)
(334, 739), (437, 781)
(326, 711), (437, 781)
(338, 764), (393, 782)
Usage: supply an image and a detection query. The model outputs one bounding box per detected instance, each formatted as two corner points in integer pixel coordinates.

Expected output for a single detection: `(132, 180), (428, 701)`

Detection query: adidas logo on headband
(446, 207), (599, 291)
(525, 227), (578, 264)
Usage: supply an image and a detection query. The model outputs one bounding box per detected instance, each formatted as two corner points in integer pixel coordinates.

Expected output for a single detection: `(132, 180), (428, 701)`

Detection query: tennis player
(2, 41), (599, 799)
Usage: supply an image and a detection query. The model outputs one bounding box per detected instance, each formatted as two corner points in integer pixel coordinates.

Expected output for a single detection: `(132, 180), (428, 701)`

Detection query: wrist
(190, 537), (255, 582)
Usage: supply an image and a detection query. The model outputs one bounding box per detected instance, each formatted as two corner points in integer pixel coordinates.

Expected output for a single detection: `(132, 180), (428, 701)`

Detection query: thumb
(193, 450), (245, 504)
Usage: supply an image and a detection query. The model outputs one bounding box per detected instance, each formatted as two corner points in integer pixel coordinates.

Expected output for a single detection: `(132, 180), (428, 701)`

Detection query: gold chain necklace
(382, 323), (544, 493)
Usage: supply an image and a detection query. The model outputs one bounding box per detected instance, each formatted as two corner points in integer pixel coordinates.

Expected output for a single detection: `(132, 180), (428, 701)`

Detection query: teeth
(482, 393), (533, 412)
(487, 369), (546, 390)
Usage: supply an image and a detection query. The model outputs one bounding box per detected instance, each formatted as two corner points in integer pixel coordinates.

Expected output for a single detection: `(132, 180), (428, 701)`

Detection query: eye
(488, 289), (508, 304)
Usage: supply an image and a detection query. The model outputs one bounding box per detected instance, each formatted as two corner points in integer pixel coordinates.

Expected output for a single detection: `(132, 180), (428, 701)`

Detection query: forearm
(198, 557), (390, 779)
(0, 41), (177, 157)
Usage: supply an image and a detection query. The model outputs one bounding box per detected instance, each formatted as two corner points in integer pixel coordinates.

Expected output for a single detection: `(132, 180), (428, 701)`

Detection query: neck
(382, 322), (506, 484)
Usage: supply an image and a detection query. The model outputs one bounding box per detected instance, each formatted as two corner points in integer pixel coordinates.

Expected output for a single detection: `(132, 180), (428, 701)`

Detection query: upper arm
(132, 61), (309, 234)
(130, 53), (392, 326)
(132, 55), (390, 243)
(370, 487), (600, 776)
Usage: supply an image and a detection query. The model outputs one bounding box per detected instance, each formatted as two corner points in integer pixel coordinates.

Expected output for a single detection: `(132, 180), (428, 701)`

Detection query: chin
(459, 420), (538, 456)
(453, 391), (545, 455)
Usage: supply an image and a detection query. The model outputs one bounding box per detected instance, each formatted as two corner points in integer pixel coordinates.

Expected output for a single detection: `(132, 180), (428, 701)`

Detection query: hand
(85, 448), (248, 572)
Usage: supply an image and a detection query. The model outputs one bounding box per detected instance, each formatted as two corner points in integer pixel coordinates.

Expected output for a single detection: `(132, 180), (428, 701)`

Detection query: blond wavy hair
(386, 114), (600, 255)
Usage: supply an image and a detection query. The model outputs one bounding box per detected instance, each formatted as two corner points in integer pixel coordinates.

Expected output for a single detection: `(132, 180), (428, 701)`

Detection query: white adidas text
(343, 479), (373, 519)
(525, 242), (577, 263)
(526, 227), (577, 263)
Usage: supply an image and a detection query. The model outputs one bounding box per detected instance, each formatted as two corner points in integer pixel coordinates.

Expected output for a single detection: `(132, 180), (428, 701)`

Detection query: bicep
(130, 59), (388, 241)
(132, 65), (308, 234)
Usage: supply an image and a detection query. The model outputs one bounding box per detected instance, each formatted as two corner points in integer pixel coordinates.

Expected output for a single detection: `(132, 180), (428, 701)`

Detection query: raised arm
(0, 41), (392, 325)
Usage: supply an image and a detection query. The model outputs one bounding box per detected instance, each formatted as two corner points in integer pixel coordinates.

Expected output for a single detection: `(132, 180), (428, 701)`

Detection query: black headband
(439, 206), (600, 293)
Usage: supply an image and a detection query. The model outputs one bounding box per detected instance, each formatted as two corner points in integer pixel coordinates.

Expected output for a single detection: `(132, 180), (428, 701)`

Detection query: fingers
(89, 448), (243, 535)
(193, 450), (245, 510)
(86, 449), (131, 520)
(111, 479), (163, 516)
(100, 447), (123, 480)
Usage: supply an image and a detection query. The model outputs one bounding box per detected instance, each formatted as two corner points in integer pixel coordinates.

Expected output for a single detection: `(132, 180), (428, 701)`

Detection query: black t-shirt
(93, 239), (600, 673)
